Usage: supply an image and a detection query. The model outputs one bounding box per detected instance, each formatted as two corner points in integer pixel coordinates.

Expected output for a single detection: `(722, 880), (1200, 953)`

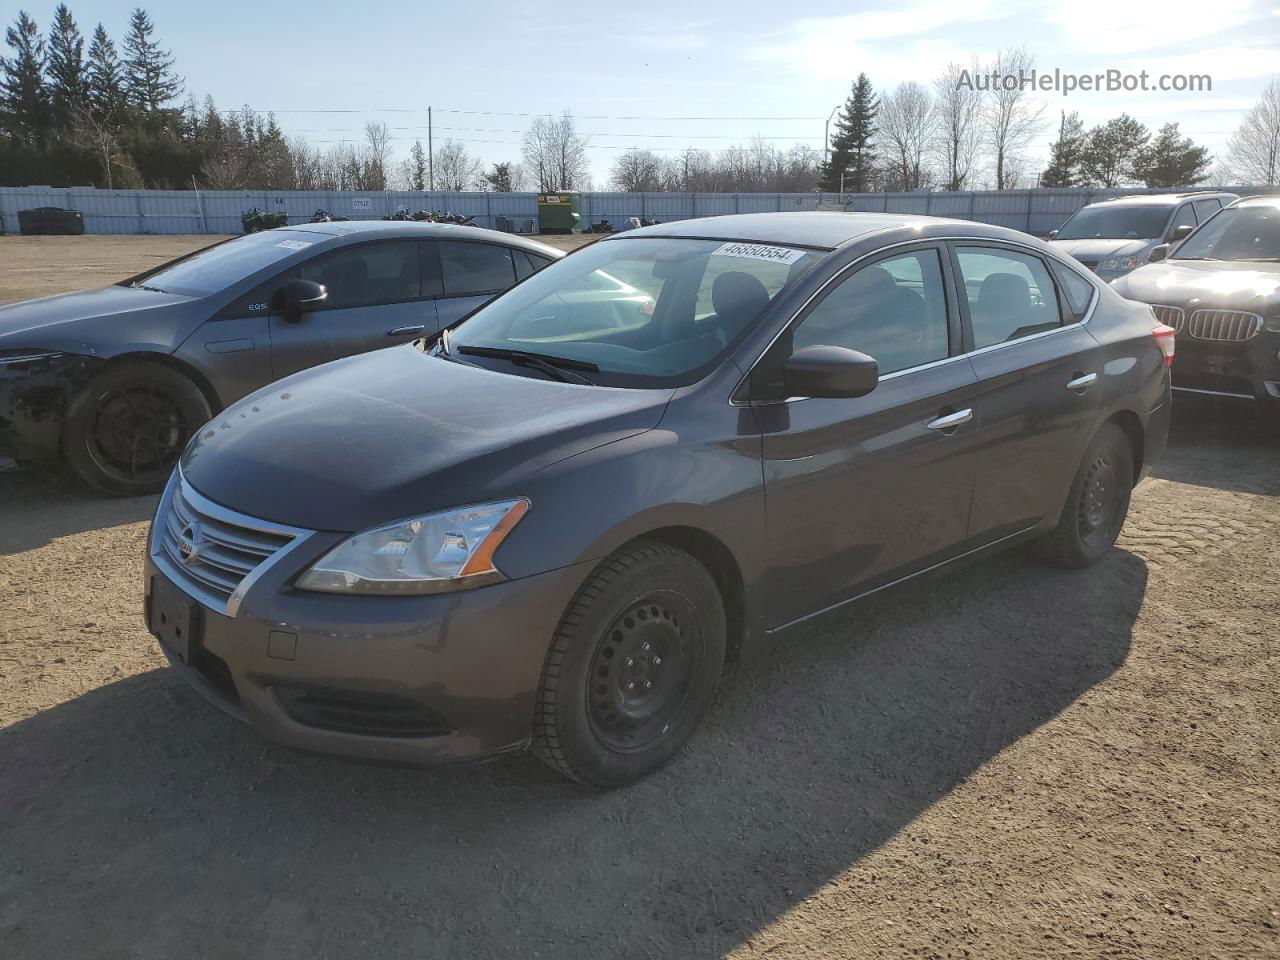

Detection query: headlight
(295, 499), (530, 595)
(1099, 256), (1144, 273)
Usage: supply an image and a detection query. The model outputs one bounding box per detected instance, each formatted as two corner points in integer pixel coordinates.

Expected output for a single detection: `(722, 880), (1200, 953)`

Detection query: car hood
(1049, 238), (1153, 261)
(1110, 259), (1280, 312)
(181, 347), (673, 532)
(0, 285), (199, 355)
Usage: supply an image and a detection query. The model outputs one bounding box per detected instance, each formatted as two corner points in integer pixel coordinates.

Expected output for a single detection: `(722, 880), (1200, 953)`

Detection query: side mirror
(1148, 244), (1170, 264)
(1169, 224), (1194, 243)
(1048, 229), (1059, 240)
(272, 278), (327, 322)
(783, 345), (879, 399)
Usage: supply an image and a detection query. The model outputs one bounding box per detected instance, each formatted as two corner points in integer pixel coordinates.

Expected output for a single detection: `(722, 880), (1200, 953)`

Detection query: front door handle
(1066, 372), (1098, 392)
(926, 408), (973, 432)
(388, 324), (426, 337)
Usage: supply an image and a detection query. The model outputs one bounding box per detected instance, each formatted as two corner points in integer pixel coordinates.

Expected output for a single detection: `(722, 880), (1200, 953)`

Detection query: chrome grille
(151, 471), (310, 615)
(1187, 309), (1262, 342)
(1150, 304), (1185, 332)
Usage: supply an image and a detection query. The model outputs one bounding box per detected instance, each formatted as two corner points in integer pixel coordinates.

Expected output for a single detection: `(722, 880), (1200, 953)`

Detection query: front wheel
(532, 541), (726, 787)
(62, 360), (212, 496)
(1032, 423), (1135, 568)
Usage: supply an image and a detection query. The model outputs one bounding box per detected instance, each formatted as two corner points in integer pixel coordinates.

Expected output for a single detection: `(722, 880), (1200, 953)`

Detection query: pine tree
(1132, 123), (1212, 188)
(86, 23), (126, 126)
(821, 73), (878, 193)
(1040, 111), (1085, 187)
(122, 8), (182, 114)
(409, 140), (427, 191)
(46, 4), (87, 133)
(0, 11), (49, 144)
(1079, 114), (1150, 188)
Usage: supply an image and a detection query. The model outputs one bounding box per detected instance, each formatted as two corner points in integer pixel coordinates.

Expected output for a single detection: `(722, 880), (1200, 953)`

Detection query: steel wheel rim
(586, 593), (701, 753)
(1077, 454), (1119, 545)
(87, 385), (188, 484)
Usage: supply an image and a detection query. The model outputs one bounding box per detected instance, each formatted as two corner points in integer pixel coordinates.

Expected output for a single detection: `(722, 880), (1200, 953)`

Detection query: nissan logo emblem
(177, 520), (204, 566)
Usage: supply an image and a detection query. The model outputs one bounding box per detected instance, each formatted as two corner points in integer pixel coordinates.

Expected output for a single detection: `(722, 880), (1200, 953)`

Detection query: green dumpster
(536, 193), (581, 234)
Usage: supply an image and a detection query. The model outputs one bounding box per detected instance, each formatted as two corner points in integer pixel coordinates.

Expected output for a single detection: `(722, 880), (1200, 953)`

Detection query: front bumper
(145, 541), (595, 766)
(0, 352), (98, 462)
(1171, 329), (1280, 401)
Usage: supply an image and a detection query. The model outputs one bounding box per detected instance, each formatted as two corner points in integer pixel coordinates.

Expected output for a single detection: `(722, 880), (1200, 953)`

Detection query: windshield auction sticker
(712, 242), (805, 265)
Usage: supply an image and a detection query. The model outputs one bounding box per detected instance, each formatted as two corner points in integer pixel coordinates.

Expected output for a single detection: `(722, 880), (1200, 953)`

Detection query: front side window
(449, 237), (819, 387)
(1054, 204), (1172, 241)
(440, 241), (516, 296)
(132, 230), (318, 297)
(791, 249), (950, 375)
(1173, 205), (1280, 262)
(956, 247), (1063, 349)
(1168, 203), (1197, 237)
(1192, 199), (1222, 222)
(298, 241), (421, 310)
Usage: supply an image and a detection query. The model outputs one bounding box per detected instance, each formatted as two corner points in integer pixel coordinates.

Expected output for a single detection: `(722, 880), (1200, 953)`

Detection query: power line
(223, 106), (826, 121)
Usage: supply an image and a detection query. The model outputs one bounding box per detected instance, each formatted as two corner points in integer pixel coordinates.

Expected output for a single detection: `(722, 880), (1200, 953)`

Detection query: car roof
(1085, 191), (1237, 207)
(1229, 194), (1280, 209)
(275, 220), (562, 256)
(604, 211), (993, 251)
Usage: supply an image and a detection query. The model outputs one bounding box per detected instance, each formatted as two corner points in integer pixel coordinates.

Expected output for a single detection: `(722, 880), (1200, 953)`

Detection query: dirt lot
(0, 235), (1276, 959)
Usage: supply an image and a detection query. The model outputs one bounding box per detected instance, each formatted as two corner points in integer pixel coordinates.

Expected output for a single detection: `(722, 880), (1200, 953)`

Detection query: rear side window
(513, 250), (553, 280)
(955, 247), (1063, 349)
(298, 241), (421, 310)
(1051, 262), (1097, 321)
(439, 241), (516, 296)
(1192, 199), (1222, 223)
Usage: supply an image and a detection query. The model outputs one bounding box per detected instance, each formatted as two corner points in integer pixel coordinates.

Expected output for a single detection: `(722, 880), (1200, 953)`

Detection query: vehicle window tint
(513, 250), (552, 281)
(439, 241), (516, 296)
(956, 247), (1063, 349)
(420, 242), (444, 298)
(1051, 262), (1096, 321)
(791, 249), (950, 375)
(1192, 199), (1221, 223)
(1168, 204), (1197, 236)
(298, 241), (421, 310)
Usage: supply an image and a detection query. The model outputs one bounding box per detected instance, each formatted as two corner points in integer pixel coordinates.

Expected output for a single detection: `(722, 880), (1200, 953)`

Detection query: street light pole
(824, 103), (840, 164)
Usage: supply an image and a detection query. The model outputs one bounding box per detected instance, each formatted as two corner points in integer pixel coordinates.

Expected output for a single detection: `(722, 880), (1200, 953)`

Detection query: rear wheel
(62, 360), (211, 496)
(1032, 423), (1134, 568)
(532, 541), (726, 787)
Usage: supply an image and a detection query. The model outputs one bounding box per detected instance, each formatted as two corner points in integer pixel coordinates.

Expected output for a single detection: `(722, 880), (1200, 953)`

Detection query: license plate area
(149, 575), (202, 663)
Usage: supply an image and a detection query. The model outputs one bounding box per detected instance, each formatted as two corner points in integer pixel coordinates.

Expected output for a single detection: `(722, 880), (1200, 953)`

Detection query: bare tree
(1226, 77), (1280, 186)
(363, 121), (392, 191)
(932, 61), (981, 190)
(982, 47), (1045, 190)
(878, 82), (934, 190)
(69, 101), (129, 188)
(611, 148), (664, 191)
(522, 110), (590, 191)
(433, 139), (482, 191)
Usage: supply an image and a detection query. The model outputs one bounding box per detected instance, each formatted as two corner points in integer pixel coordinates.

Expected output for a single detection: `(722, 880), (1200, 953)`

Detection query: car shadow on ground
(0, 548), (1147, 958)
(1152, 397), (1280, 496)
(0, 468), (157, 555)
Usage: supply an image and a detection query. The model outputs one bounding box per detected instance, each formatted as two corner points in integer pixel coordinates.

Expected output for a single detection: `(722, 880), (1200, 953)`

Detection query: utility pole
(824, 103), (840, 164)
(428, 105), (434, 192)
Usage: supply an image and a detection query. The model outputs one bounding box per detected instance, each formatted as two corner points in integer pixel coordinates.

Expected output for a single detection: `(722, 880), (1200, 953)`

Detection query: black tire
(1032, 423), (1134, 568)
(62, 360), (211, 496)
(532, 541), (726, 787)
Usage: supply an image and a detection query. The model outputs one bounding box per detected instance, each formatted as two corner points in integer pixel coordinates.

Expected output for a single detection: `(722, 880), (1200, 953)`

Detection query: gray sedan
(0, 221), (560, 494)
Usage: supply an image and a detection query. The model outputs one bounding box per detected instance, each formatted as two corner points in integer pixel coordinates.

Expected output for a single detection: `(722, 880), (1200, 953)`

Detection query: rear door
(268, 239), (436, 380)
(950, 243), (1104, 542)
(757, 244), (983, 628)
(430, 240), (521, 328)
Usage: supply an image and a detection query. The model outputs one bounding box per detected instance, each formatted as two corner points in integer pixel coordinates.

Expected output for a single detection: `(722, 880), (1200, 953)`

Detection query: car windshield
(447, 236), (820, 387)
(132, 230), (319, 296)
(1172, 205), (1280, 261)
(1054, 204), (1170, 240)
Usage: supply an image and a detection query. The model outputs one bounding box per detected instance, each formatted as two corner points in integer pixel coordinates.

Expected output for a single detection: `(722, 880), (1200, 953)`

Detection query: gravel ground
(0, 235), (1276, 959)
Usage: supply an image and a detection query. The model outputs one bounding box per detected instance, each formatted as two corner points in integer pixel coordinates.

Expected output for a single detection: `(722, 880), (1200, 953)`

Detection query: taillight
(1152, 323), (1176, 367)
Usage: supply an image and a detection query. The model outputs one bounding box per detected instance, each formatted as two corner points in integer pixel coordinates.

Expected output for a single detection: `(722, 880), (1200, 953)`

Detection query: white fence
(0, 185), (1267, 238)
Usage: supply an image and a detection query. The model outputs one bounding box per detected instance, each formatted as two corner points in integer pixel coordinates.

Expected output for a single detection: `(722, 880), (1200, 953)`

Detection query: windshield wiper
(456, 345), (598, 385)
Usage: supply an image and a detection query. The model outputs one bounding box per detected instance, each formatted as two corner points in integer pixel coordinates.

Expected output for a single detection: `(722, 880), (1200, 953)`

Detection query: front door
(757, 245), (983, 629)
(429, 239), (522, 329)
(268, 239), (437, 380)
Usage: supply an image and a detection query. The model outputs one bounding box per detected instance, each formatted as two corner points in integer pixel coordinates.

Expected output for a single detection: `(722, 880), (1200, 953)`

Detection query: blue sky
(42, 0), (1280, 185)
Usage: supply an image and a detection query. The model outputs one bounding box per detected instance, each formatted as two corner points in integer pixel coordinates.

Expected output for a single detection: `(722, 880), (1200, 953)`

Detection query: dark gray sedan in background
(146, 212), (1173, 787)
(0, 222), (560, 493)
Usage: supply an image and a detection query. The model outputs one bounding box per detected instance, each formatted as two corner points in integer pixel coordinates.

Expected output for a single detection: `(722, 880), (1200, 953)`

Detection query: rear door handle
(388, 324), (426, 337)
(1066, 372), (1098, 392)
(926, 408), (973, 432)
